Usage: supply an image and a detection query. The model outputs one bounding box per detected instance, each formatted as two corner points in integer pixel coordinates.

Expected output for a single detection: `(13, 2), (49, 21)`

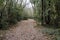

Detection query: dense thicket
(30, 0), (60, 27)
(0, 0), (26, 29)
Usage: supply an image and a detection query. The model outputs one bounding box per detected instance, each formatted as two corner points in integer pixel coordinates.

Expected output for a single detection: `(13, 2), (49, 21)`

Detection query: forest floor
(0, 19), (55, 40)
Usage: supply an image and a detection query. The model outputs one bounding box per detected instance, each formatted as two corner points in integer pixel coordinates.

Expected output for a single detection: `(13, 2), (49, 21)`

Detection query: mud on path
(2, 19), (52, 40)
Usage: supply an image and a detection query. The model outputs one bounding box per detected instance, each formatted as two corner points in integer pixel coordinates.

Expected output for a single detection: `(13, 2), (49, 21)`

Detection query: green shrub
(0, 0), (24, 29)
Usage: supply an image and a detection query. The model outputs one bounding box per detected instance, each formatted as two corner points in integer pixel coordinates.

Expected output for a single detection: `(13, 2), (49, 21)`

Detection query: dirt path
(3, 19), (52, 40)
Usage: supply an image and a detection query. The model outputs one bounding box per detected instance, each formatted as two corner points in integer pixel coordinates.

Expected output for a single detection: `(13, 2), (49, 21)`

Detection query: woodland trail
(2, 19), (52, 40)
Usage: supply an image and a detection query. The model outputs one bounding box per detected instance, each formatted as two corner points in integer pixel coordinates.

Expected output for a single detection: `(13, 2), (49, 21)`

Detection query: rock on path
(3, 19), (51, 40)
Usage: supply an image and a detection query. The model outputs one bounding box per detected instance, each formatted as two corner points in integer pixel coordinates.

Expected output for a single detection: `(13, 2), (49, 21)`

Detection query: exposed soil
(1, 19), (53, 40)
